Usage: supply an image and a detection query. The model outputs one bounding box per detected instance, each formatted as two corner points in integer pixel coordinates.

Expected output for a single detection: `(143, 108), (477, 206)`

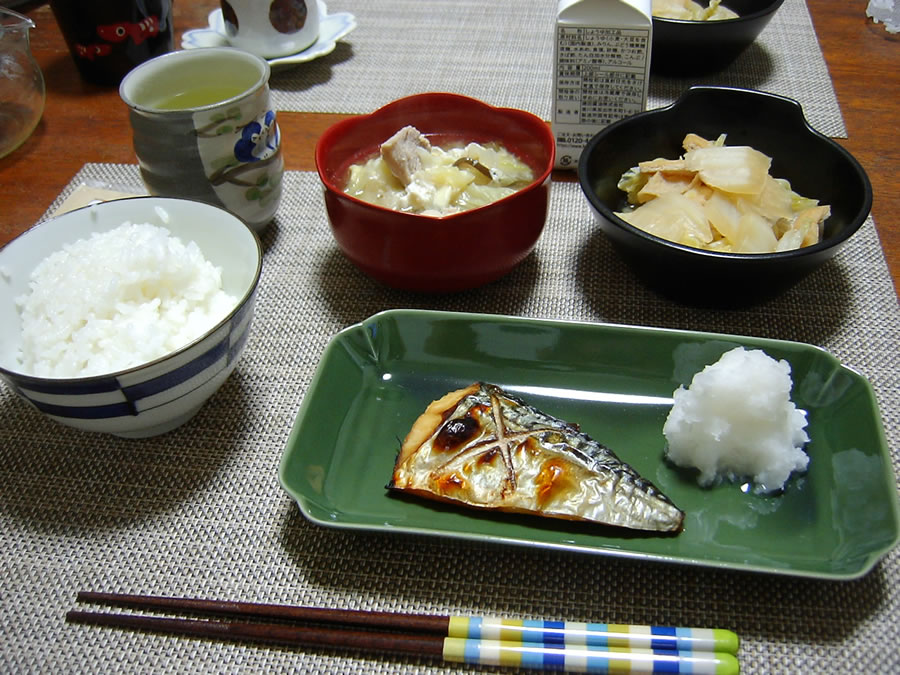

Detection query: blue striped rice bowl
(0, 196), (262, 438)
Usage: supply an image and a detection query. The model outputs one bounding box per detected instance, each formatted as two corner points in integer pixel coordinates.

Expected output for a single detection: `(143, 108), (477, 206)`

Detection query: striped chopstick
(68, 592), (740, 674)
(448, 616), (738, 655)
(73, 591), (739, 653)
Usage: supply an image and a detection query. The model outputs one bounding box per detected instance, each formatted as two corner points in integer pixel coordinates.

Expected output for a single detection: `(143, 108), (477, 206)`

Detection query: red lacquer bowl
(315, 93), (555, 292)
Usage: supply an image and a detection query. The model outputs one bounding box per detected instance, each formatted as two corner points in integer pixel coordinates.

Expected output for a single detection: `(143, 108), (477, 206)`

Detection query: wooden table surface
(1, 1), (897, 298)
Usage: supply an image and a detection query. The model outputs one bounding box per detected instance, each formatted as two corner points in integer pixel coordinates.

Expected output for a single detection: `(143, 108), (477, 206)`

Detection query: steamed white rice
(16, 222), (236, 378)
(663, 347), (810, 493)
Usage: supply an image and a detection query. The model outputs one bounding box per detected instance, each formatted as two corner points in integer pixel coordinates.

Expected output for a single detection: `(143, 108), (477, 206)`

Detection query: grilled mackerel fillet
(389, 382), (684, 533)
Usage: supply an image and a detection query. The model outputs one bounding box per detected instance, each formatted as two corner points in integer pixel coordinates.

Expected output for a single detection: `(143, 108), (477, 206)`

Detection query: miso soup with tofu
(343, 126), (535, 216)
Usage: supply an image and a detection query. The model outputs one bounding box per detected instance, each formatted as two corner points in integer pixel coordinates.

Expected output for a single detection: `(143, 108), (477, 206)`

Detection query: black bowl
(652, 0), (785, 75)
(577, 86), (872, 307)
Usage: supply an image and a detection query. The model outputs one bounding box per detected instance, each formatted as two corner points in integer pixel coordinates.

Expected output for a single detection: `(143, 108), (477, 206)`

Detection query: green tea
(152, 85), (249, 110)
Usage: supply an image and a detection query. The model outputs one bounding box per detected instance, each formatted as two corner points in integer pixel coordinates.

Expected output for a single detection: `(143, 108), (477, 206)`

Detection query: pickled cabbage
(344, 129), (534, 217)
(615, 133), (831, 253)
(652, 0), (739, 21)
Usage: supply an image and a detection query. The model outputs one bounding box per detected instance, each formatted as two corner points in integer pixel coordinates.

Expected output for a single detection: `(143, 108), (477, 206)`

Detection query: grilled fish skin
(389, 383), (684, 533)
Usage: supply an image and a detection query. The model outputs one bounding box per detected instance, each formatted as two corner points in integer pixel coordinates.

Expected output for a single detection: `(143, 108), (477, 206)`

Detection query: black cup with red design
(50, 0), (174, 86)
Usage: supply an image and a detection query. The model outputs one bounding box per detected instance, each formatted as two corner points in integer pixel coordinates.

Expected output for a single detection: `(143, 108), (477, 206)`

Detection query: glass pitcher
(0, 7), (45, 159)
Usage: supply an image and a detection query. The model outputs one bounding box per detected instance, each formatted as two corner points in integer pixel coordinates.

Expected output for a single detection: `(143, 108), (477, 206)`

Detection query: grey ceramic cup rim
(119, 47), (271, 114)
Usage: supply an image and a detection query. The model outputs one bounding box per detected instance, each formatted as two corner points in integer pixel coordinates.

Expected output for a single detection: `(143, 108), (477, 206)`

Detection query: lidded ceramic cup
(119, 47), (283, 231)
(221, 0), (320, 58)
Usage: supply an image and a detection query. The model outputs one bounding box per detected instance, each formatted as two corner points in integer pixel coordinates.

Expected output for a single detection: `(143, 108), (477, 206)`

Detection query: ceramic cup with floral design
(119, 47), (283, 231)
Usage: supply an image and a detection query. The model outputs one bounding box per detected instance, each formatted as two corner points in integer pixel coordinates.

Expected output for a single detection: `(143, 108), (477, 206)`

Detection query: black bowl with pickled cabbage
(652, 0), (785, 75)
(577, 86), (872, 306)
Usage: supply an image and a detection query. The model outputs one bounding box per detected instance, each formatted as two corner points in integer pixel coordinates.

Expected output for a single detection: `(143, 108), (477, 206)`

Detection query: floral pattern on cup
(194, 102), (283, 219)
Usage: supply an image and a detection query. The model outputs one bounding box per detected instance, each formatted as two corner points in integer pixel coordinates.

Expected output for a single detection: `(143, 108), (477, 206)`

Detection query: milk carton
(552, 0), (652, 169)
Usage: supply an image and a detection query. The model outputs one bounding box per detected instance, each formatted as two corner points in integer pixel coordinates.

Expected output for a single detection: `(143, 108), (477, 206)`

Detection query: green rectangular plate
(279, 309), (899, 579)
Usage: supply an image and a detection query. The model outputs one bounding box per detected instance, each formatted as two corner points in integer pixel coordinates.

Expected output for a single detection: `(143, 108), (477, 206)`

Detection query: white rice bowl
(663, 346), (810, 493)
(15, 222), (237, 378)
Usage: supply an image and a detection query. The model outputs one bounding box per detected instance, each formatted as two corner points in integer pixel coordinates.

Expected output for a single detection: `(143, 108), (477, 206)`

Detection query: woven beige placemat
(267, 0), (846, 137)
(1, 164), (897, 672)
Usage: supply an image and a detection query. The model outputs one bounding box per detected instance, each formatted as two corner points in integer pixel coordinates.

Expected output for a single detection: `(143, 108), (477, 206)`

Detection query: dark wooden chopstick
(67, 592), (742, 673)
(74, 591), (449, 634)
(72, 591), (741, 653)
(66, 609), (446, 658)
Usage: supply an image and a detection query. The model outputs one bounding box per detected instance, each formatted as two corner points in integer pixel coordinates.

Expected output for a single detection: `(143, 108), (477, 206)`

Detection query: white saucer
(181, 1), (357, 69)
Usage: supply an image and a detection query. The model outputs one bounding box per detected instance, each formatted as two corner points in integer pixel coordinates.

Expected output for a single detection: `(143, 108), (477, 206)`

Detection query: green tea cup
(119, 47), (283, 231)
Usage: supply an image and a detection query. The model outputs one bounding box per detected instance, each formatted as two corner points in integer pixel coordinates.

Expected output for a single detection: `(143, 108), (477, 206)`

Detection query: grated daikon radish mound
(663, 347), (810, 493)
(16, 222), (236, 378)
